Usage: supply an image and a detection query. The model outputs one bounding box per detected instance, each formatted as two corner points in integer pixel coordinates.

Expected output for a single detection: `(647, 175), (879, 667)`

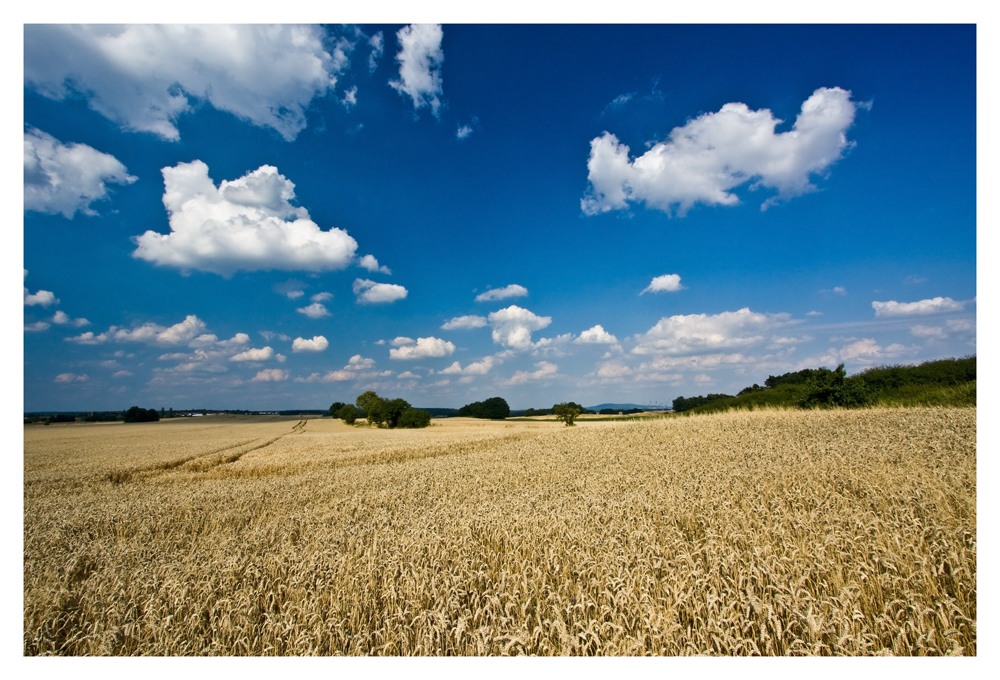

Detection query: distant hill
(587, 403), (671, 412)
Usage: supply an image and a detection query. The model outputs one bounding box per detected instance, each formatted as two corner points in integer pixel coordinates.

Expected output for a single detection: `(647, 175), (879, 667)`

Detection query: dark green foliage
(458, 396), (510, 419)
(337, 404), (358, 424)
(382, 398), (412, 429)
(356, 391), (384, 426)
(680, 356), (976, 415)
(672, 394), (734, 412)
(82, 412), (122, 422)
(122, 406), (160, 423)
(329, 401), (346, 417)
(598, 408), (617, 415)
(398, 409), (432, 429)
(553, 402), (582, 426)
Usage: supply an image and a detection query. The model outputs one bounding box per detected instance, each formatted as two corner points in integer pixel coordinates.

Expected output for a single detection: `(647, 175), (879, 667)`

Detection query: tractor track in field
(105, 421), (308, 484)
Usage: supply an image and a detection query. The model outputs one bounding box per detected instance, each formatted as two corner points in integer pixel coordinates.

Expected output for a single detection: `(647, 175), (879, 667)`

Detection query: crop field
(23, 408), (975, 655)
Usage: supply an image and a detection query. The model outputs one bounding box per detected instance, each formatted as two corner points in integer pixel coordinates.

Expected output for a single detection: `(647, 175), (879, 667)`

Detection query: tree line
(671, 356), (976, 414)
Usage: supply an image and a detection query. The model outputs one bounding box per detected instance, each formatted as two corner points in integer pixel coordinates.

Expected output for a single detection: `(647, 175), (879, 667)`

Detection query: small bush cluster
(458, 397), (510, 420)
(330, 391), (430, 428)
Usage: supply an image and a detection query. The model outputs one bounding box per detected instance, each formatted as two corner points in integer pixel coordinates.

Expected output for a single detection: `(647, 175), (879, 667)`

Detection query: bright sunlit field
(24, 408), (975, 655)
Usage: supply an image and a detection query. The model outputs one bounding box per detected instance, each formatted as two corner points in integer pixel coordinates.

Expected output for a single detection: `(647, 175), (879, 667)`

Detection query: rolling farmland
(24, 408), (975, 655)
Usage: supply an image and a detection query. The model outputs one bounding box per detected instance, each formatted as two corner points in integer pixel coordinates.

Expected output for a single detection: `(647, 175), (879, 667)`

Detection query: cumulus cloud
(632, 308), (790, 355)
(441, 315), (488, 330)
(476, 284), (528, 302)
(504, 361), (558, 385)
(297, 302), (331, 319)
(488, 305), (552, 350)
(24, 128), (136, 218)
(389, 24), (444, 117)
(24, 289), (58, 307)
(25, 321), (50, 332)
(457, 124), (473, 140)
(25, 25), (347, 141)
(353, 278), (408, 304)
(52, 310), (90, 327)
(310, 354), (379, 382)
(292, 336), (329, 352)
(438, 356), (499, 376)
(230, 346), (274, 362)
(396, 371), (420, 379)
(871, 297), (966, 318)
(910, 325), (946, 339)
(65, 314), (207, 346)
(358, 254), (391, 275)
(640, 274), (683, 294)
(133, 161), (358, 276)
(389, 336), (456, 360)
(575, 325), (618, 344)
(252, 369), (289, 382)
(582, 87), (859, 216)
(311, 292), (333, 303)
(55, 373), (89, 383)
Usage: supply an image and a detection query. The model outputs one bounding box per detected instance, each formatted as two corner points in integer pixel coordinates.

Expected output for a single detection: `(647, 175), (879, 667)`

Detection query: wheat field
(23, 408), (975, 655)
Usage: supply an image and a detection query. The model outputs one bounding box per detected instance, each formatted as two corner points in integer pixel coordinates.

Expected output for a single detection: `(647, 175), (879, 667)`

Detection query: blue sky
(21, 22), (978, 411)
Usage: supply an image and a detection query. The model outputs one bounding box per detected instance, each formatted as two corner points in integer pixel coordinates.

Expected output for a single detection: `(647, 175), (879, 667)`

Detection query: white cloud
(476, 284), (528, 302)
(25, 25), (347, 141)
(311, 292), (333, 303)
(297, 302), (331, 319)
(504, 361), (558, 385)
(65, 314), (207, 346)
(24, 289), (58, 307)
(833, 286), (846, 295)
(533, 334), (575, 357)
(640, 274), (683, 294)
(230, 346), (274, 362)
(55, 373), (88, 383)
(389, 336), (456, 360)
(24, 128), (136, 218)
(910, 325), (946, 339)
(596, 361), (634, 379)
(252, 369), (289, 382)
(341, 86), (358, 109)
(25, 321), (50, 332)
(358, 254), (392, 275)
(52, 311), (90, 327)
(397, 371), (420, 379)
(112, 370), (133, 378)
(274, 280), (306, 299)
(632, 308), (790, 355)
(488, 305), (552, 350)
(368, 31), (384, 73)
(575, 325), (619, 345)
(292, 336), (329, 352)
(947, 319), (975, 333)
(871, 297), (966, 318)
(133, 162), (359, 277)
(441, 315), (488, 330)
(806, 311), (823, 316)
(313, 354), (379, 382)
(457, 124), (473, 140)
(389, 24), (444, 117)
(439, 356), (499, 376)
(353, 278), (408, 304)
(582, 87), (859, 215)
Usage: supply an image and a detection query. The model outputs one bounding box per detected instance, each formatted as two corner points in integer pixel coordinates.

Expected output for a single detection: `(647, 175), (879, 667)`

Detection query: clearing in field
(23, 408), (975, 655)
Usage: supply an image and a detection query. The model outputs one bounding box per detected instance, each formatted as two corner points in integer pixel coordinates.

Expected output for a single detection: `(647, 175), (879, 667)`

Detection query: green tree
(356, 391), (384, 426)
(381, 398), (412, 428)
(398, 408), (431, 429)
(337, 404), (358, 424)
(553, 402), (582, 426)
(329, 401), (346, 417)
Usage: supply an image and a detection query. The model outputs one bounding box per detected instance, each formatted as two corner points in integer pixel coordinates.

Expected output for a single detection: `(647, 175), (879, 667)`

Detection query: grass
(24, 408), (975, 655)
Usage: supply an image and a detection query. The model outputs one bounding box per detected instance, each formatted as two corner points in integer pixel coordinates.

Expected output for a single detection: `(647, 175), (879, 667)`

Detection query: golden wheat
(23, 408), (975, 655)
